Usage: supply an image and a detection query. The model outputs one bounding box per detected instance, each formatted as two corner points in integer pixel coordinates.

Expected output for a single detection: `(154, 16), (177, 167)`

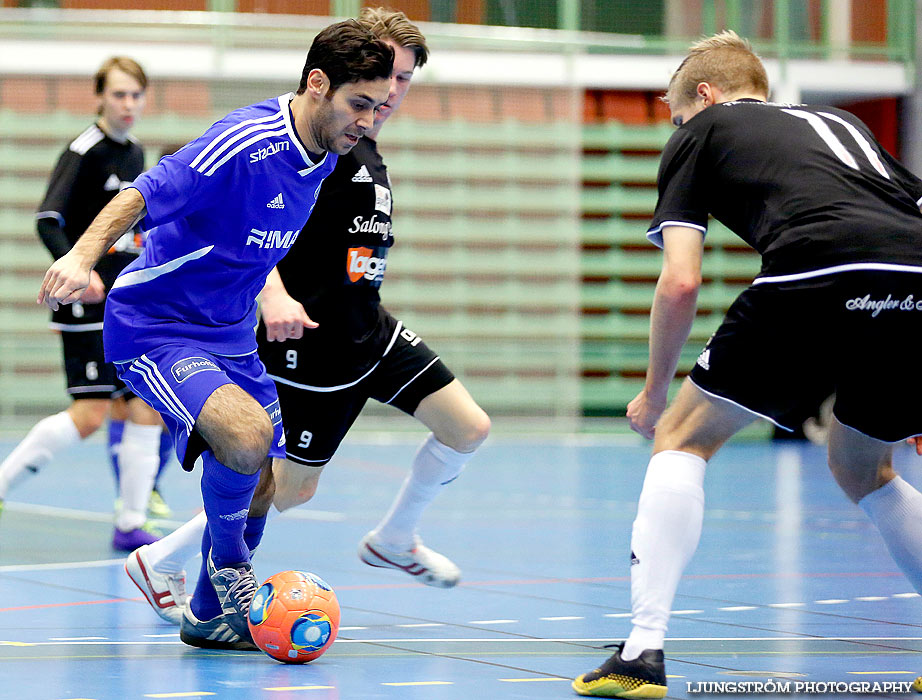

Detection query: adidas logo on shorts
(696, 348), (710, 370)
(267, 193), (285, 209)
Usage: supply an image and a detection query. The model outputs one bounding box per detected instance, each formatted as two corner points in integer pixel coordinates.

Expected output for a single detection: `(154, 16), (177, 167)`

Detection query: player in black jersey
(0, 57), (167, 552)
(128, 9), (489, 627)
(574, 31), (922, 698)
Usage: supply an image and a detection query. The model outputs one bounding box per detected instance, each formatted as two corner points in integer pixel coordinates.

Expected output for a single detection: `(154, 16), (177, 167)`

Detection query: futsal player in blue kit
(38, 20), (393, 649)
(125, 9), (491, 629)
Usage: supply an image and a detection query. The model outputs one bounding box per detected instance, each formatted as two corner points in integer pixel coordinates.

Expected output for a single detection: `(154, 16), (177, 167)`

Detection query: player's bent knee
(273, 461), (324, 512)
(440, 409), (491, 453)
(68, 400), (109, 437)
(463, 410), (491, 452)
(215, 421), (273, 475)
(274, 480), (319, 512)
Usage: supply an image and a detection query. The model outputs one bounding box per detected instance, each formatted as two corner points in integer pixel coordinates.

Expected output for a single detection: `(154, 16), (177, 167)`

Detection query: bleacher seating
(0, 100), (761, 421)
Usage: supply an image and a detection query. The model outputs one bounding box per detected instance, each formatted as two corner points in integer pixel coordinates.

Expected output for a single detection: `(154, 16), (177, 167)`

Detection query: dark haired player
(39, 20), (393, 650)
(127, 7), (490, 632)
(574, 30), (922, 698)
(0, 57), (167, 552)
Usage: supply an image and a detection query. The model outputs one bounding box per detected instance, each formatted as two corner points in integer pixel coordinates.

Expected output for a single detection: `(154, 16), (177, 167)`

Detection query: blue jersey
(103, 93), (337, 362)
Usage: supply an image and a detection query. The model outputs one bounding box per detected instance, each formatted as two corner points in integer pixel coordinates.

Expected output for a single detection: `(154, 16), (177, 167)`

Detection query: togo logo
(171, 357), (221, 384)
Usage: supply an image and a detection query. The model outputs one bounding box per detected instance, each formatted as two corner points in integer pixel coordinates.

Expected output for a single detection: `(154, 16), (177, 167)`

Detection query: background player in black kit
(573, 31), (922, 698)
(128, 8), (490, 624)
(0, 57), (165, 552)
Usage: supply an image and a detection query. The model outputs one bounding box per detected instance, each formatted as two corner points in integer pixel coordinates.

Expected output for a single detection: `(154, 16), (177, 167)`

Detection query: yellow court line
(381, 681), (453, 687)
(0, 641), (36, 647)
(265, 687), (335, 692)
(144, 693), (216, 698)
(499, 677), (570, 683)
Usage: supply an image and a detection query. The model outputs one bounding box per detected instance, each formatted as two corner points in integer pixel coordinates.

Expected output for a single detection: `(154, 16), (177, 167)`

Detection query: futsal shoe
(206, 551), (258, 642)
(179, 606), (258, 651)
(147, 488), (172, 519)
(572, 643), (667, 698)
(125, 544), (188, 624)
(112, 523), (161, 551)
(358, 531), (460, 588)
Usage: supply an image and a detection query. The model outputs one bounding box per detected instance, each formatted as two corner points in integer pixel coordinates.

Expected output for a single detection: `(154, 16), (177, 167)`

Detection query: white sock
(373, 434), (471, 550)
(859, 476), (922, 593)
(115, 422), (161, 531)
(0, 411), (80, 499)
(148, 503), (283, 575)
(147, 511), (206, 575)
(623, 450), (706, 661)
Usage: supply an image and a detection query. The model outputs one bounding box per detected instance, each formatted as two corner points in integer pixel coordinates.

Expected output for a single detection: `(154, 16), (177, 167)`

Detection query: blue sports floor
(1, 433), (921, 699)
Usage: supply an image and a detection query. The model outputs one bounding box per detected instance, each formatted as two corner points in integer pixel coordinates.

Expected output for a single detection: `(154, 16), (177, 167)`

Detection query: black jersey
(648, 99), (922, 281)
(265, 136), (395, 382)
(37, 123), (144, 328)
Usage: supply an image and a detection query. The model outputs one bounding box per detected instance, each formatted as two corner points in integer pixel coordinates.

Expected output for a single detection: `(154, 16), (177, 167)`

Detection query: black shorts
(688, 270), (922, 443)
(268, 320), (455, 466)
(61, 329), (130, 400)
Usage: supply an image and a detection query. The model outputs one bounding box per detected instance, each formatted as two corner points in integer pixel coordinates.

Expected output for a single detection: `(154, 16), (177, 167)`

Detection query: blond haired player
(574, 31), (922, 698)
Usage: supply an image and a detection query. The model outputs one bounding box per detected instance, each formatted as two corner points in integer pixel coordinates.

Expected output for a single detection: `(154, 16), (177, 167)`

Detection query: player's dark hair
(297, 19), (394, 95)
(666, 30), (769, 107)
(358, 7), (429, 69)
(94, 56), (148, 95)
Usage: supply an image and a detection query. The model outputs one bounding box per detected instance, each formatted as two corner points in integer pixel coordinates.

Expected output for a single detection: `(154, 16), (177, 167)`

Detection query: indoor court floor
(1, 432), (922, 699)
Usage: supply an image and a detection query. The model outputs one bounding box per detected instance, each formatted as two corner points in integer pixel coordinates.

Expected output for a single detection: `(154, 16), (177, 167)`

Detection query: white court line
(0, 558), (123, 572)
(278, 509), (346, 522)
(4, 500), (346, 524)
(468, 619), (518, 625)
(11, 636), (922, 647)
(1, 501), (184, 529)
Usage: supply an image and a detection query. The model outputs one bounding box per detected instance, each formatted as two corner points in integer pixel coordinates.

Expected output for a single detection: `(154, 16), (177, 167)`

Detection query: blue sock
(244, 515), (267, 557)
(108, 419), (125, 489)
(199, 450), (259, 569)
(190, 526), (222, 621)
(154, 430), (173, 491)
(191, 515), (269, 622)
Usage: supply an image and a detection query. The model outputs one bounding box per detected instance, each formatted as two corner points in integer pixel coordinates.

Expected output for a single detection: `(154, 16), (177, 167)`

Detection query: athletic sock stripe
(189, 111), (283, 169)
(195, 116), (285, 174)
(200, 126), (288, 176)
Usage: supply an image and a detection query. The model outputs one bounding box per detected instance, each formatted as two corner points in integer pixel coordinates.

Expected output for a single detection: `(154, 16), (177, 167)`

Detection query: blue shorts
(115, 345), (285, 469)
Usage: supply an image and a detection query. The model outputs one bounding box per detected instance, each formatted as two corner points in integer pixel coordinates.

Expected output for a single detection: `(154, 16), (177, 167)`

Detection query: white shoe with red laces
(358, 531), (460, 588)
(125, 544), (188, 624)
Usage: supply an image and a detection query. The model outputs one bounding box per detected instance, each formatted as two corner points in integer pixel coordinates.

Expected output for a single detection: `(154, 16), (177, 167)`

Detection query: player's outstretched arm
(259, 266), (318, 341)
(628, 225), (703, 438)
(38, 188), (146, 311)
